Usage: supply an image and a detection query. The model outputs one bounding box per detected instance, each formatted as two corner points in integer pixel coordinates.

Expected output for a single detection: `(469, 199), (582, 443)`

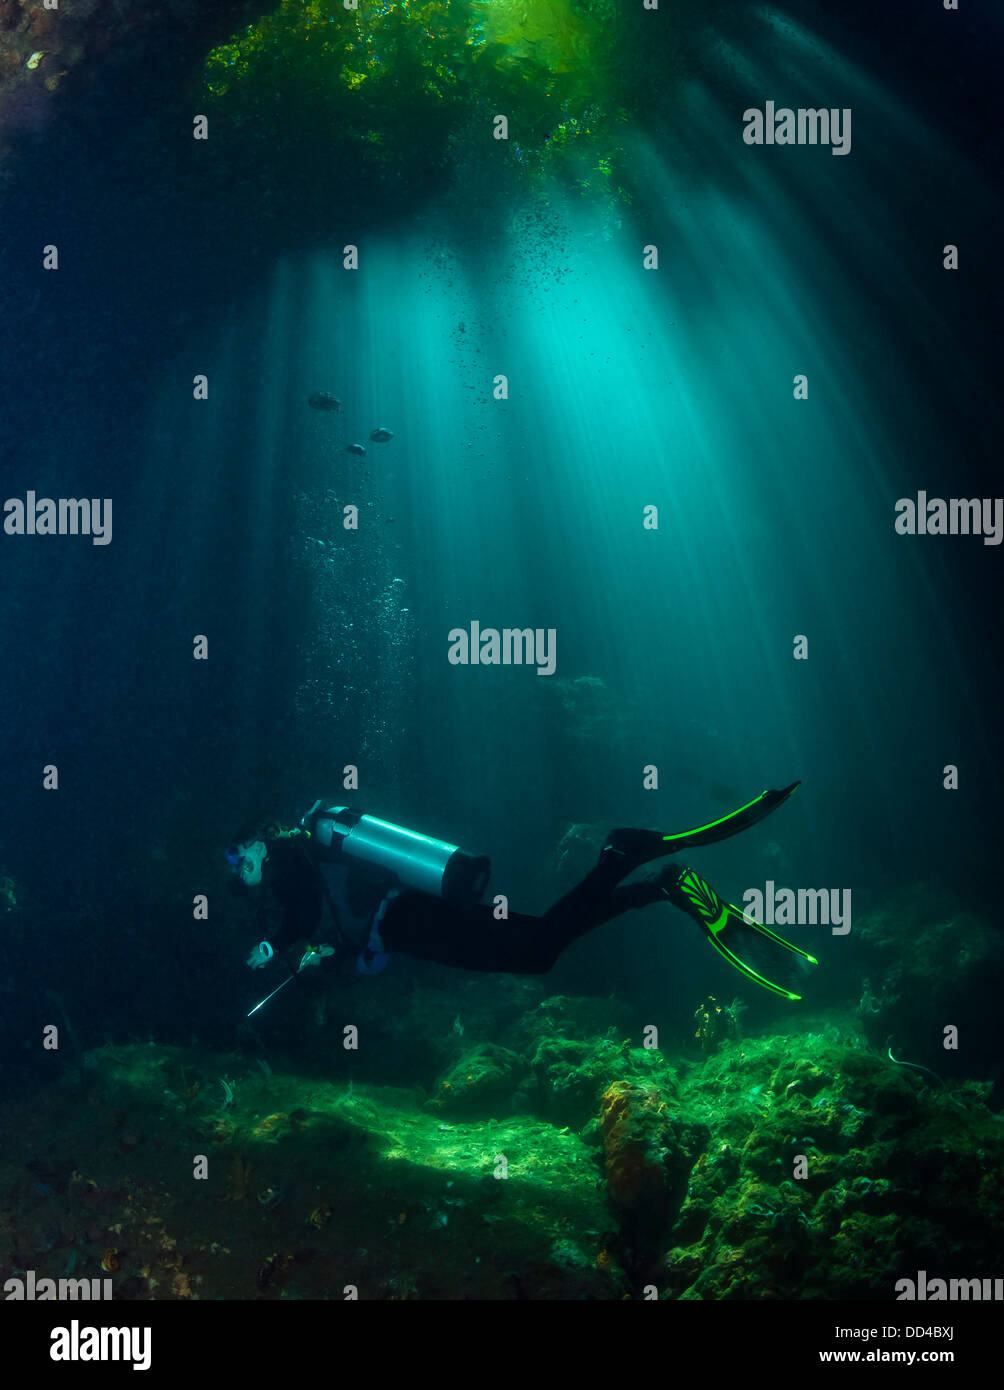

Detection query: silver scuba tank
(301, 803), (490, 906)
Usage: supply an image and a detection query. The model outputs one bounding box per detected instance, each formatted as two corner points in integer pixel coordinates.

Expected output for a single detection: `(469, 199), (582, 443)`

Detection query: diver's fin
(602, 782), (800, 871)
(721, 898), (818, 963)
(664, 865), (817, 1001)
(659, 781), (800, 855)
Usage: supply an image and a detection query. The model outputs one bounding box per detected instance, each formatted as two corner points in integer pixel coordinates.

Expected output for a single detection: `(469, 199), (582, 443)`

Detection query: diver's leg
(378, 841), (677, 975)
(376, 849), (814, 996)
(375, 892), (535, 972)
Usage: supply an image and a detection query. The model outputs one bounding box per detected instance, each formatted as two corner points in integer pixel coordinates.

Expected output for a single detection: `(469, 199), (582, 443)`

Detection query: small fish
(308, 392), (341, 412)
(345, 443), (366, 456)
(369, 427), (394, 443)
(26, 52), (46, 71)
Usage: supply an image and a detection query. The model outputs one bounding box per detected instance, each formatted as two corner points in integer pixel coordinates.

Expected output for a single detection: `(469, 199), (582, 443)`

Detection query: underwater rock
(600, 1080), (670, 1210)
(0, 1040), (621, 1299)
(547, 675), (629, 748)
(508, 994), (630, 1050)
(662, 1029), (1004, 1298)
(0, 0), (257, 164)
(345, 443), (366, 456)
(770, 1057), (828, 1102)
(599, 1080), (709, 1275)
(528, 1037), (617, 1129)
(308, 391), (341, 411)
(369, 427), (394, 443)
(550, 821), (608, 881)
(524, 1032), (670, 1131)
(548, 1238), (594, 1272)
(430, 1042), (525, 1118)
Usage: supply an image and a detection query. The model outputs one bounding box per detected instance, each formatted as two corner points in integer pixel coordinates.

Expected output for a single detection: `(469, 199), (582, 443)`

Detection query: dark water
(1, 0), (1001, 1317)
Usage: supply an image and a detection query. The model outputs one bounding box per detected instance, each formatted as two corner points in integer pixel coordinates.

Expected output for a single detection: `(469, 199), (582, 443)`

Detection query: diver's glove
(247, 941), (275, 970)
(297, 944), (336, 972)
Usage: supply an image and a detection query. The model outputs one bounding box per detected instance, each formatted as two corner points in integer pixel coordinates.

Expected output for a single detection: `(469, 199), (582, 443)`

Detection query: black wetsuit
(256, 836), (396, 956)
(256, 832), (670, 975)
(379, 856), (669, 974)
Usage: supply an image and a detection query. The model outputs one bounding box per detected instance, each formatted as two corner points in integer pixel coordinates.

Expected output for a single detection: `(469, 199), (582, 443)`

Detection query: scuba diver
(226, 785), (817, 1011)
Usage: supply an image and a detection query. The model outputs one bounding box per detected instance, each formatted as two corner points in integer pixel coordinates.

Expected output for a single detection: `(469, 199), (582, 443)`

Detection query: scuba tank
(300, 803), (490, 906)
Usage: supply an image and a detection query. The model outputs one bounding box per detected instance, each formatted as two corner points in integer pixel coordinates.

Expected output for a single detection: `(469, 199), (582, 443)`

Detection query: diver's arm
(247, 841), (323, 966)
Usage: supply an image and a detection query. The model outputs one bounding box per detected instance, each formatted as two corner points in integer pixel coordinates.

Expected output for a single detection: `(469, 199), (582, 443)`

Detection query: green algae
(199, 0), (631, 211)
(2, 993), (1000, 1299)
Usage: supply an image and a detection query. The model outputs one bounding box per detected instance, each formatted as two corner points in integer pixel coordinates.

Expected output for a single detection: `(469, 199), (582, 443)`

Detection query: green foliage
(200, 0), (630, 206)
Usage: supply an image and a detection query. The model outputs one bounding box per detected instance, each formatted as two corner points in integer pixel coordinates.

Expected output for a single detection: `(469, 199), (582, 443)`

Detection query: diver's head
(225, 820), (275, 888)
(226, 839), (268, 887)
